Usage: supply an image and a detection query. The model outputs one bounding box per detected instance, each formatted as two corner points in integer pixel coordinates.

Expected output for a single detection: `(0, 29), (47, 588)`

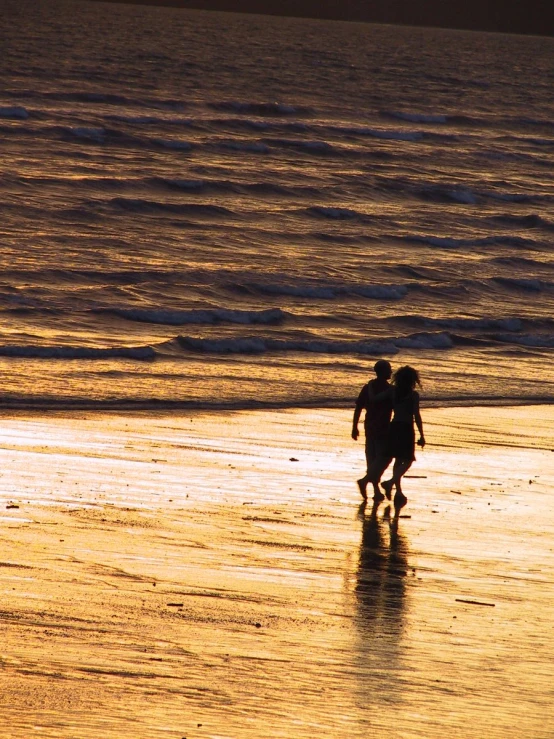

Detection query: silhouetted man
(352, 359), (393, 500)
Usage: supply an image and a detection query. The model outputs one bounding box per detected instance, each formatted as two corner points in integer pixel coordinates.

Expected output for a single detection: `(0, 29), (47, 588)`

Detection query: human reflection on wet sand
(353, 500), (410, 708)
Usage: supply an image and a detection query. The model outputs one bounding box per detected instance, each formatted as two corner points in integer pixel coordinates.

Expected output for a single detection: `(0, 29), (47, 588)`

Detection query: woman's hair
(392, 365), (421, 398)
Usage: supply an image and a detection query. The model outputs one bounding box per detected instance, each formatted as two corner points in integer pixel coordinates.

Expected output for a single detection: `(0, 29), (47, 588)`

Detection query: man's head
(374, 359), (392, 380)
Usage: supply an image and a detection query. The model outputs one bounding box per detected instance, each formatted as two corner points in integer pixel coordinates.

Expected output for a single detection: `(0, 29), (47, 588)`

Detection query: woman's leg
(381, 476), (394, 499)
(391, 458), (412, 495)
(391, 459), (411, 514)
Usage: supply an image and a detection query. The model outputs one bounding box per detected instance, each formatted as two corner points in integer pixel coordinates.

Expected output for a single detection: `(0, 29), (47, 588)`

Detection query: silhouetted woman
(373, 365), (425, 511)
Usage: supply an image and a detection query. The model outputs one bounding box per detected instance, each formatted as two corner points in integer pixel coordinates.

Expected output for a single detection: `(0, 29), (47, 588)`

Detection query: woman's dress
(385, 390), (418, 461)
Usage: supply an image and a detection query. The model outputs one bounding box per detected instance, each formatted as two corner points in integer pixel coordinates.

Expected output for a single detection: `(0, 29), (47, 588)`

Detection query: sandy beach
(0, 405), (553, 738)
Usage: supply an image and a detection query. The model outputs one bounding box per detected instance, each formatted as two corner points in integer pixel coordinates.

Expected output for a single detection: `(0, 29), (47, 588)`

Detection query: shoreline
(0, 396), (552, 415)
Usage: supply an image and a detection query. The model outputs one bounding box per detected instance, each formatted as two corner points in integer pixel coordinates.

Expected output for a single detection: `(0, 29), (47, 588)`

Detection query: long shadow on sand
(353, 501), (410, 705)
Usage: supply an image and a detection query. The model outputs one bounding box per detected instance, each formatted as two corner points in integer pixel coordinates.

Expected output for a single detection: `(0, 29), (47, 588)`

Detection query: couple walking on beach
(352, 360), (425, 511)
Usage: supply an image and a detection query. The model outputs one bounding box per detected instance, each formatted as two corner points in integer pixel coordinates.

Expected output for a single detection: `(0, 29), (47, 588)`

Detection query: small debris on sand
(456, 598), (495, 607)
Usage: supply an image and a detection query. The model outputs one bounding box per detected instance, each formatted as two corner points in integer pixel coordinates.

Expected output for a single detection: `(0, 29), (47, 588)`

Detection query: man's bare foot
(373, 490), (385, 504)
(357, 479), (368, 500)
(381, 479), (394, 500)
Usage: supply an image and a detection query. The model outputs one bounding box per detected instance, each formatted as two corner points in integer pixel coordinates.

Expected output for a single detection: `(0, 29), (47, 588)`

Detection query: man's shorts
(364, 435), (389, 465)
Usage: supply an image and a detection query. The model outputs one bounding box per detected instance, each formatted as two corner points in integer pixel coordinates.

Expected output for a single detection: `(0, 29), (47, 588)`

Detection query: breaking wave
(208, 101), (309, 116)
(493, 277), (551, 292)
(241, 282), (408, 300)
(0, 106), (30, 119)
(99, 307), (287, 325)
(398, 316), (524, 331)
(493, 333), (554, 348)
(0, 344), (156, 360)
(383, 111), (448, 124)
(176, 331), (453, 355)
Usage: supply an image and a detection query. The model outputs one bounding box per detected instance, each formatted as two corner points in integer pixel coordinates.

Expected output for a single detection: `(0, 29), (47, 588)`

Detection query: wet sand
(0, 406), (553, 738)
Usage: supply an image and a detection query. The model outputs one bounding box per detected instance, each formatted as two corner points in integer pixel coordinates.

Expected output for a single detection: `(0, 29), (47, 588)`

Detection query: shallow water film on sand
(0, 407), (553, 738)
(0, 0), (553, 409)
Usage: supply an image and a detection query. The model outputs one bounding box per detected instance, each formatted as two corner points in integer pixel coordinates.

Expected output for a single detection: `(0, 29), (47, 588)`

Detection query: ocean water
(0, 0), (553, 409)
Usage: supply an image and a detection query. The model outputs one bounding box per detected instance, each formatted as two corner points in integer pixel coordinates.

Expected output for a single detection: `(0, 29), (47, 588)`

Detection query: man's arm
(352, 387), (365, 440)
(352, 405), (362, 440)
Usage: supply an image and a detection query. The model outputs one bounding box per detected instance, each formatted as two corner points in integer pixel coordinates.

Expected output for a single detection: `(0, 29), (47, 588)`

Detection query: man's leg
(363, 438), (392, 501)
(357, 437), (376, 499)
(366, 437), (390, 499)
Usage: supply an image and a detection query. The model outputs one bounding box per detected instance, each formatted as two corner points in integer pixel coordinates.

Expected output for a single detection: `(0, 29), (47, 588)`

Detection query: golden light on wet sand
(0, 406), (552, 737)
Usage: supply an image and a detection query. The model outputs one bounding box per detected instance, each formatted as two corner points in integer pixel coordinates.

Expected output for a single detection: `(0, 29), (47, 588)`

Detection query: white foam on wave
(109, 307), (286, 325)
(0, 106), (29, 119)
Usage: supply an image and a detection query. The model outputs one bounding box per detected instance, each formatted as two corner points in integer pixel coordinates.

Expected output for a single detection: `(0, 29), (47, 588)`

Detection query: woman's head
(392, 365), (421, 396)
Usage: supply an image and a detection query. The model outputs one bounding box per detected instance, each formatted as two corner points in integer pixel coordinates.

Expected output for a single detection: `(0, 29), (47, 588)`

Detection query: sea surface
(1, 0), (553, 410)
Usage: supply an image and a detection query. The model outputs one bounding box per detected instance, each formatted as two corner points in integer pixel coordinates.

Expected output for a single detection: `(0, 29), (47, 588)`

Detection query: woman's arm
(366, 385), (393, 403)
(413, 392), (425, 447)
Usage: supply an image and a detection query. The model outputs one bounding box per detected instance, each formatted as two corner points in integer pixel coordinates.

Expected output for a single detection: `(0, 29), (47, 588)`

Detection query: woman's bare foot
(357, 479), (368, 500)
(381, 479), (394, 500)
